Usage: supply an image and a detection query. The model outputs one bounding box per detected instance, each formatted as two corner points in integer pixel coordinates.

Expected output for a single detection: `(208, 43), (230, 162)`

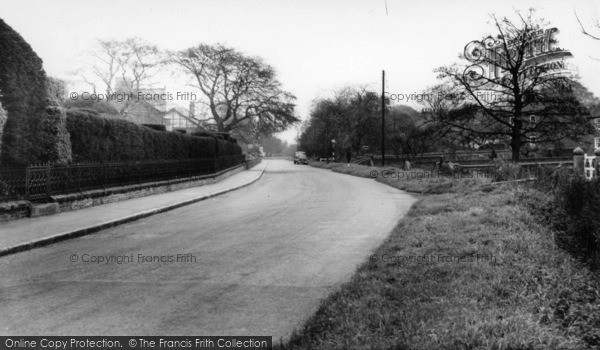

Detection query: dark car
(293, 151), (308, 164)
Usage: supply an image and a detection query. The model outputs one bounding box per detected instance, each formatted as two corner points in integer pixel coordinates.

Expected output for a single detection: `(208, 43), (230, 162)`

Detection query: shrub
(66, 109), (240, 162)
(491, 159), (522, 182)
(553, 177), (600, 265)
(524, 174), (600, 269)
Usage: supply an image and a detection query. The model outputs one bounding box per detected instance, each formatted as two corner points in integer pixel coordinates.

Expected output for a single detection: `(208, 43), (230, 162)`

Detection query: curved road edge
(0, 161), (269, 258)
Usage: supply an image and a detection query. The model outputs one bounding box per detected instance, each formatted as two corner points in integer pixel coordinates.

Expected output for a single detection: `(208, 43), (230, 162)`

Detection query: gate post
(595, 148), (600, 179)
(45, 163), (51, 199)
(25, 166), (30, 200)
(573, 147), (585, 177)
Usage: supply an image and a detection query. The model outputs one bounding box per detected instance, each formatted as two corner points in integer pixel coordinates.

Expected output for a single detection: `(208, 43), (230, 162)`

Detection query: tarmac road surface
(0, 160), (415, 342)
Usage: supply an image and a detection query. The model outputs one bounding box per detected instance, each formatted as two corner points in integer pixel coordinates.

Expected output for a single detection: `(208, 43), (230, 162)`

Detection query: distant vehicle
(293, 151), (308, 164)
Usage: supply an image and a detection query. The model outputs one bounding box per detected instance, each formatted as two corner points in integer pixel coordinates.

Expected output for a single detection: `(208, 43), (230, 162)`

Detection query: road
(0, 160), (415, 341)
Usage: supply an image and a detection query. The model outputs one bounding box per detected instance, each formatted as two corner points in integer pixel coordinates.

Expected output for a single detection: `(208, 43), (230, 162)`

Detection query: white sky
(2, 0), (599, 143)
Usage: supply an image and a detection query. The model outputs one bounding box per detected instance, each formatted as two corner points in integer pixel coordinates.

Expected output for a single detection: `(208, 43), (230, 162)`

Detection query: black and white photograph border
(0, 0), (599, 349)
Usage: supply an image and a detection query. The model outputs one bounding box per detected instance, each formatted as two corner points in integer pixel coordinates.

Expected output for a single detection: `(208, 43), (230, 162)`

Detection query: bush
(491, 159), (523, 182)
(524, 174), (600, 269)
(553, 177), (600, 265)
(66, 109), (240, 162)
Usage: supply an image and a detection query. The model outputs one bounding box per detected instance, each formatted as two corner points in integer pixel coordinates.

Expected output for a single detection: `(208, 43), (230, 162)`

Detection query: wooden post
(573, 147), (585, 177)
(381, 70), (385, 166)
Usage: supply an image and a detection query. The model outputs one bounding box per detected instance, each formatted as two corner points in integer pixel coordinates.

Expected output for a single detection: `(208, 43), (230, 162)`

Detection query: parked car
(294, 151), (308, 164)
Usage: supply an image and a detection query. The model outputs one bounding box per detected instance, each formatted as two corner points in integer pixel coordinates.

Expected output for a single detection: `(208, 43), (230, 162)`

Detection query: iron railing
(0, 155), (246, 202)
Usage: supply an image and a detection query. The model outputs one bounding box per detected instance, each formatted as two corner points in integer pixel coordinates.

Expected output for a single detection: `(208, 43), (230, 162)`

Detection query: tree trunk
(510, 144), (520, 162)
(510, 119), (523, 162)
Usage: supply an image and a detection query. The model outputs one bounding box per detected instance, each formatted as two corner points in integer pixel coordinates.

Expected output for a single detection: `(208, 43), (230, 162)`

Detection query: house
(163, 102), (205, 133)
(111, 85), (168, 125)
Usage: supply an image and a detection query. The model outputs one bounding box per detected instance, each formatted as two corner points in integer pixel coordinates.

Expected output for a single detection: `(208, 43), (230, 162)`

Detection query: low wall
(0, 162), (249, 221)
(0, 200), (30, 221)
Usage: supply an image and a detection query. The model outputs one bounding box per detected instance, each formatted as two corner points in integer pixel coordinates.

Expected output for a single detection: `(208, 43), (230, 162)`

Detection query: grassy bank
(279, 162), (600, 349)
(308, 161), (495, 194)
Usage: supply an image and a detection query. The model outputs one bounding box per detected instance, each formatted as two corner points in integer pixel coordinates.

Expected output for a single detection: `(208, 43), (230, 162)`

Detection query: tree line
(71, 40), (299, 145)
(300, 10), (599, 162)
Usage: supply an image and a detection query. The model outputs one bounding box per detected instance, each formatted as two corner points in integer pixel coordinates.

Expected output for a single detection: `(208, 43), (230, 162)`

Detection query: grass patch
(308, 161), (494, 194)
(278, 163), (600, 349)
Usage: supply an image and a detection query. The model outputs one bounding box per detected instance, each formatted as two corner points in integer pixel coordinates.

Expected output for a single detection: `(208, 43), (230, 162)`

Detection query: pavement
(0, 160), (416, 341)
(0, 161), (268, 257)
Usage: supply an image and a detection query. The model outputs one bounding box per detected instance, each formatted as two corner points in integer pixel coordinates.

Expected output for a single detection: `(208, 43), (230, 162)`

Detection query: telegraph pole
(381, 70), (385, 166)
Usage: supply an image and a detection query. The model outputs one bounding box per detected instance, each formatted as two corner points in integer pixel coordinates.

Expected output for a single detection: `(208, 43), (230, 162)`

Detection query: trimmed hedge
(0, 101), (5, 158)
(63, 97), (120, 115)
(66, 109), (241, 162)
(142, 124), (167, 132)
(0, 18), (71, 165)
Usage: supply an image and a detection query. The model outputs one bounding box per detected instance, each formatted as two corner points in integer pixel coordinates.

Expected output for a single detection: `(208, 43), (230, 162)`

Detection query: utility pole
(381, 70), (385, 166)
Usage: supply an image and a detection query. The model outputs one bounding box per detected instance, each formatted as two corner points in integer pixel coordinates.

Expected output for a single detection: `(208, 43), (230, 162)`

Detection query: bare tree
(435, 10), (594, 161)
(169, 44), (298, 137)
(115, 38), (161, 92)
(79, 38), (162, 117)
(82, 40), (123, 95)
(575, 10), (600, 41)
(575, 10), (600, 62)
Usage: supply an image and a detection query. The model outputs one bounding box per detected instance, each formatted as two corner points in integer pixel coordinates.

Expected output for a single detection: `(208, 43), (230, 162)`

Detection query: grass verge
(308, 161), (495, 194)
(278, 162), (600, 349)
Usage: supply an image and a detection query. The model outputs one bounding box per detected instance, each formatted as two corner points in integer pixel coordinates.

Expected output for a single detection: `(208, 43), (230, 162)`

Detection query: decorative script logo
(463, 28), (573, 84)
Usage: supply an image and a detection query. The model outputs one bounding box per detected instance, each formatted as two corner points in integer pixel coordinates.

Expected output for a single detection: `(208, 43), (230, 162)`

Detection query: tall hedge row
(0, 18), (71, 165)
(66, 109), (241, 163)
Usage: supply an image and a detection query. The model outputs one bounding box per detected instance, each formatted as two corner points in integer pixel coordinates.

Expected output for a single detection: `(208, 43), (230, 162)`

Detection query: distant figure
(346, 149), (352, 167)
(433, 156), (444, 170)
(404, 160), (411, 170)
(490, 149), (498, 160)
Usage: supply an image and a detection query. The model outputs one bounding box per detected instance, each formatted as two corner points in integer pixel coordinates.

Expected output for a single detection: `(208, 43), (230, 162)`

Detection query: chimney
(189, 102), (195, 119)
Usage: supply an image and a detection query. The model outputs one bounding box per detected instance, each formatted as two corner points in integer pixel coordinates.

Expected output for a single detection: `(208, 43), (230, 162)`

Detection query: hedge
(63, 97), (120, 115)
(142, 124), (167, 132)
(0, 18), (71, 165)
(0, 101), (5, 158)
(66, 109), (241, 163)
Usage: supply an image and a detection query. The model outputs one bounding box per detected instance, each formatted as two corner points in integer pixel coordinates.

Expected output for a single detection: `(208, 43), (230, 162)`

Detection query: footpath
(0, 161), (268, 257)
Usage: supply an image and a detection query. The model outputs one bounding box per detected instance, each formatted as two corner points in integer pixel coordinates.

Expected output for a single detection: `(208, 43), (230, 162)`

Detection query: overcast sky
(2, 0), (599, 143)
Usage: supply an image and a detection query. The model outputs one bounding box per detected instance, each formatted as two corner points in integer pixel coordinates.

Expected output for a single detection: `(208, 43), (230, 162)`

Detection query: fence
(0, 155), (246, 202)
(579, 151), (599, 180)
